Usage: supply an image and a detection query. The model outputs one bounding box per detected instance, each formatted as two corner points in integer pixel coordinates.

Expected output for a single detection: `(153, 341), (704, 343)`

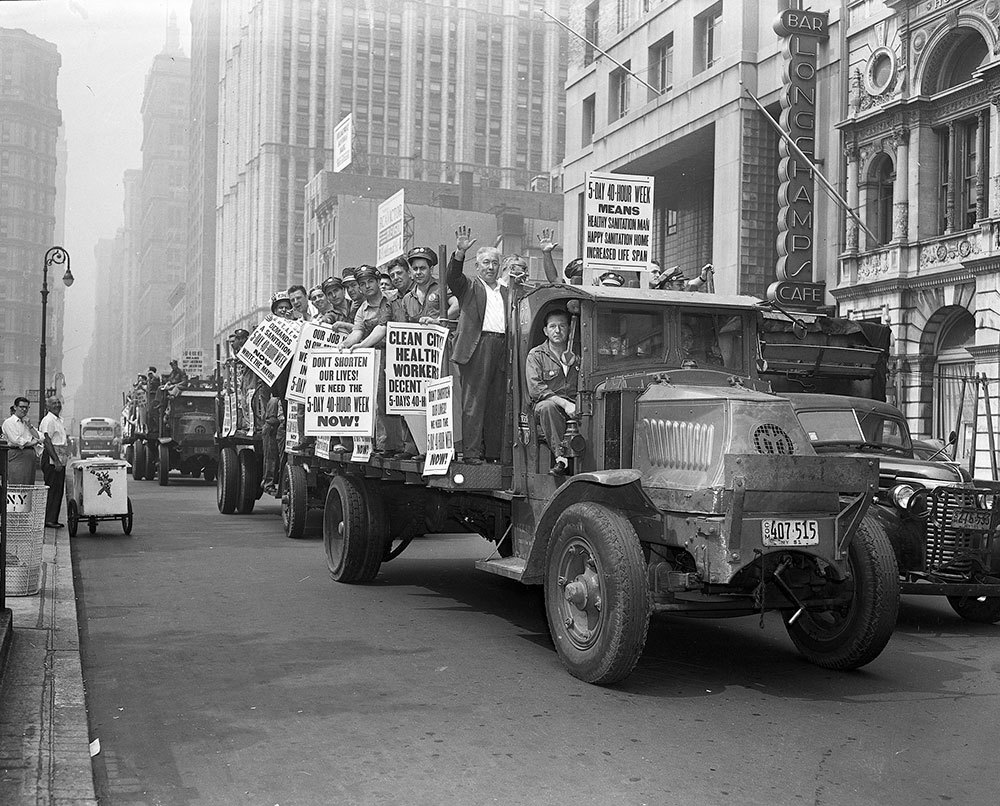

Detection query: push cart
(66, 457), (134, 536)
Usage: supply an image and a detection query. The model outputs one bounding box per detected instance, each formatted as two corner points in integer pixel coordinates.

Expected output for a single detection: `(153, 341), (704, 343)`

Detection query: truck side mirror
(947, 430), (958, 446)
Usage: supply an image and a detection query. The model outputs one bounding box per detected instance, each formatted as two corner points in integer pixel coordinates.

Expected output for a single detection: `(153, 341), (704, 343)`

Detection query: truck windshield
(83, 427), (114, 438)
(177, 398), (216, 415)
(595, 308), (663, 364)
(797, 408), (912, 453)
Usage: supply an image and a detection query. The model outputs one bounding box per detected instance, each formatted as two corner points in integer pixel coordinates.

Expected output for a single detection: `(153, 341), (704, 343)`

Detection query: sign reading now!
(302, 349), (378, 437)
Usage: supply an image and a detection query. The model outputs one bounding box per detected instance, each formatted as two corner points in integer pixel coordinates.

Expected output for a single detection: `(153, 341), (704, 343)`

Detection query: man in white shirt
(2, 396), (44, 485)
(39, 395), (70, 527)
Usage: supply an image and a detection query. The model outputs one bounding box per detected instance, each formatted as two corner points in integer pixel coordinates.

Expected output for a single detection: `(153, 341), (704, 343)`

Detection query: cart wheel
(235, 449), (259, 514)
(67, 500), (79, 537)
(132, 441), (146, 481)
(158, 444), (170, 486)
(282, 464), (308, 539)
(217, 447), (238, 514)
(88, 517), (98, 535)
(121, 498), (133, 535)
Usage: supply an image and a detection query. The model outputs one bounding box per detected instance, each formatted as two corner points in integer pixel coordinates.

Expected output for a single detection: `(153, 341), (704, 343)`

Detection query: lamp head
(62, 266), (74, 287)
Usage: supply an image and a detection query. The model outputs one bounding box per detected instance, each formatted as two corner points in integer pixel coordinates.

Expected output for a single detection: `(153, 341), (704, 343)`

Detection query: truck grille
(641, 419), (714, 470)
(926, 486), (1000, 571)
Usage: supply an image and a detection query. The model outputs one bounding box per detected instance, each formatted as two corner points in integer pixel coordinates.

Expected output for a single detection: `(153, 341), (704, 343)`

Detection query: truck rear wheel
(217, 447), (238, 514)
(157, 444), (170, 486)
(235, 449), (259, 514)
(544, 503), (650, 685)
(132, 442), (146, 481)
(324, 476), (387, 583)
(947, 595), (1000, 623)
(282, 464), (308, 539)
(785, 515), (899, 670)
(144, 442), (157, 480)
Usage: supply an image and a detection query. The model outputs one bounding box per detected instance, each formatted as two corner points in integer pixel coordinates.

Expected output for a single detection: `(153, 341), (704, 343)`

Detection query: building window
(582, 94), (596, 146)
(937, 115), (987, 233)
(609, 61), (631, 122)
(666, 208), (678, 236)
(867, 153), (894, 246)
(584, 1), (600, 66)
(616, 0), (629, 33)
(695, 3), (723, 73)
(649, 33), (673, 100)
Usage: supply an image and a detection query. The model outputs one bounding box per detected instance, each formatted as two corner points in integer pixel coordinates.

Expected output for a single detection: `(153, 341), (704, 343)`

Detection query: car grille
(926, 486), (1000, 571)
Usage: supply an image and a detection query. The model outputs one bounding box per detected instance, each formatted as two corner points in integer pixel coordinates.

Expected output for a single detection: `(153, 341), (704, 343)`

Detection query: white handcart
(65, 457), (134, 536)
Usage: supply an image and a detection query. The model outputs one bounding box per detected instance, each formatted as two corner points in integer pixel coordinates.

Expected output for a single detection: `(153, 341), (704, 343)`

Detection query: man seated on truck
(526, 308), (579, 476)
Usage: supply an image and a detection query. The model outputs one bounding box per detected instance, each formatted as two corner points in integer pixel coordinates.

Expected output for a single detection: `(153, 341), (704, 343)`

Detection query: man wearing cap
(395, 246), (459, 324)
(341, 268), (362, 318)
(308, 284), (332, 322)
(597, 271), (625, 287)
(447, 225), (508, 464)
(230, 328), (257, 435)
(270, 291), (294, 319)
(321, 276), (354, 332)
(526, 309), (579, 476)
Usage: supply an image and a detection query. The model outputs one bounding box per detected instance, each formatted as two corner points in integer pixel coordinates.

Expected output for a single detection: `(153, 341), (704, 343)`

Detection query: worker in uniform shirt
(526, 309), (579, 476)
(447, 226), (508, 464)
(321, 276), (354, 333)
(308, 284), (333, 322)
(341, 267), (361, 319)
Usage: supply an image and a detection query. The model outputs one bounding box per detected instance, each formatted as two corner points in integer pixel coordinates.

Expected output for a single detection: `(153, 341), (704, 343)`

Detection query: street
(72, 480), (999, 806)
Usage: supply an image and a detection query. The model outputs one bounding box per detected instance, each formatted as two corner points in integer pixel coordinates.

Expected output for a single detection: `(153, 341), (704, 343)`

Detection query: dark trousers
(41, 453), (65, 524)
(459, 332), (507, 460)
(534, 398), (568, 458)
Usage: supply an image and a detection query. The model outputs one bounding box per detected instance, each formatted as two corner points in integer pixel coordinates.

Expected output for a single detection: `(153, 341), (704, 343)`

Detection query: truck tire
(236, 449), (259, 514)
(544, 503), (650, 685)
(324, 476), (388, 583)
(785, 515), (899, 670)
(132, 441), (146, 481)
(947, 595), (1000, 624)
(157, 444), (170, 486)
(217, 447), (238, 514)
(282, 464), (308, 539)
(144, 442), (157, 481)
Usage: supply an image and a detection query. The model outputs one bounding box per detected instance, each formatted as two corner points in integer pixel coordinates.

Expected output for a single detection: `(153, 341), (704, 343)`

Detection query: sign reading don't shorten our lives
(583, 171), (653, 282)
(236, 316), (303, 386)
(285, 322), (348, 404)
(423, 376), (454, 476)
(385, 322), (449, 415)
(302, 348), (379, 437)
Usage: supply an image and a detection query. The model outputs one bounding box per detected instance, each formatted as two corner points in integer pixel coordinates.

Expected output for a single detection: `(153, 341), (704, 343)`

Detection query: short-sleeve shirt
(353, 294), (392, 346)
(395, 282), (446, 323)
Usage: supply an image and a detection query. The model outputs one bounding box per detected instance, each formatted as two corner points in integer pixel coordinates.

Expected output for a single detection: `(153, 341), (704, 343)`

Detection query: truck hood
(813, 448), (967, 487)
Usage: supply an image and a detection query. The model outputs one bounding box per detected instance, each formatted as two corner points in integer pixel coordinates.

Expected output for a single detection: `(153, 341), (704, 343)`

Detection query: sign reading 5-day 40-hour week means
(286, 322), (348, 404)
(583, 171), (654, 274)
(376, 189), (405, 266)
(385, 322), (449, 414)
(302, 349), (378, 437)
(423, 375), (455, 476)
(333, 113), (353, 172)
(180, 349), (205, 378)
(237, 316), (303, 386)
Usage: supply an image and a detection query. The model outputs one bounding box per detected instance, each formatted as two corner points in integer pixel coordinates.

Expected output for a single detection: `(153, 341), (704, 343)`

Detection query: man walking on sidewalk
(39, 395), (69, 528)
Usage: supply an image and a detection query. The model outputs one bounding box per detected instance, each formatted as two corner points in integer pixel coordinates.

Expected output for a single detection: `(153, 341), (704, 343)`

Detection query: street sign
(333, 113), (353, 172)
(376, 189), (405, 266)
(583, 171), (654, 281)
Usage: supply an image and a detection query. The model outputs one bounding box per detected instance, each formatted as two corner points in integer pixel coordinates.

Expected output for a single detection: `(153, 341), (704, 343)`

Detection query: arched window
(923, 29), (990, 95)
(934, 309), (976, 454)
(867, 154), (894, 246)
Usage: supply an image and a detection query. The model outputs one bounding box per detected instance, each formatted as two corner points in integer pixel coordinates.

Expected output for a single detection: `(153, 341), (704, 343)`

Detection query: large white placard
(385, 322), (449, 415)
(583, 171), (654, 277)
(376, 189), (405, 266)
(286, 322), (348, 403)
(422, 376), (455, 476)
(237, 316), (303, 386)
(302, 349), (378, 437)
(333, 113), (353, 172)
(285, 401), (300, 451)
(181, 349), (205, 377)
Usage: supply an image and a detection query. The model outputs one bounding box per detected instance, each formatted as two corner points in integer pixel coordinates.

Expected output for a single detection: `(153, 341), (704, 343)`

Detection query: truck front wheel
(785, 515), (899, 670)
(324, 476), (387, 583)
(157, 444), (170, 486)
(282, 464), (308, 539)
(947, 595), (1000, 624)
(132, 441), (146, 481)
(544, 503), (650, 685)
(217, 447), (238, 514)
(235, 450), (259, 514)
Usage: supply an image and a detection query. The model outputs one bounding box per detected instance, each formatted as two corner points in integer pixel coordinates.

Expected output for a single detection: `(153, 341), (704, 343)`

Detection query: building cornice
(831, 265), (977, 299)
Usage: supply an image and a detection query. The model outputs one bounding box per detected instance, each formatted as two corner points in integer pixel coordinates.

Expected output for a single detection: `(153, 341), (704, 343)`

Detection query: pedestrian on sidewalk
(2, 396), (44, 484)
(39, 395), (70, 528)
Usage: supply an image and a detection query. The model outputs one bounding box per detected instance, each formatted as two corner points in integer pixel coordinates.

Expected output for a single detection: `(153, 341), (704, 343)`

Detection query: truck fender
(158, 437), (175, 445)
(526, 471), (659, 582)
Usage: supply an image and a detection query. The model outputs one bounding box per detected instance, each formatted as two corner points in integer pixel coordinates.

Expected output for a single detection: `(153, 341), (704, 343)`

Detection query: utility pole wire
(537, 8), (662, 97)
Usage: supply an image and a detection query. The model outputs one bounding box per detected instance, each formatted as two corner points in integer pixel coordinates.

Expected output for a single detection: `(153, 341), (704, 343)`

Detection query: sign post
(376, 189), (405, 267)
(582, 171), (654, 285)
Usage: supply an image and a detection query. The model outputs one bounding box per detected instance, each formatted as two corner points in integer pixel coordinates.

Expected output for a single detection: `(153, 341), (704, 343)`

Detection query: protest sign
(285, 401), (300, 451)
(181, 349), (205, 377)
(422, 375), (454, 476)
(302, 349), (378, 437)
(314, 436), (333, 459)
(237, 316), (302, 386)
(286, 322), (348, 403)
(351, 436), (372, 463)
(583, 171), (654, 279)
(333, 113), (353, 172)
(385, 322), (448, 415)
(376, 189), (405, 265)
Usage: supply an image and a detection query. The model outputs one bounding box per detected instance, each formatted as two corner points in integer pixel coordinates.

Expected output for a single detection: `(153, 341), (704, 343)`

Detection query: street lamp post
(40, 247), (73, 421)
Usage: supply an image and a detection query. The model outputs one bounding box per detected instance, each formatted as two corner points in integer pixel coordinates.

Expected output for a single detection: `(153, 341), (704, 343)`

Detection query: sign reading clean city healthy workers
(237, 316), (303, 386)
(385, 322), (449, 415)
(376, 189), (405, 266)
(286, 322), (348, 404)
(302, 348), (378, 437)
(583, 171), (654, 276)
(423, 376), (454, 476)
(333, 113), (353, 172)
(181, 349), (205, 378)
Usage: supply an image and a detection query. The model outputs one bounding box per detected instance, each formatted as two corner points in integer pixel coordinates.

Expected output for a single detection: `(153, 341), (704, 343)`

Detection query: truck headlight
(890, 483), (927, 515)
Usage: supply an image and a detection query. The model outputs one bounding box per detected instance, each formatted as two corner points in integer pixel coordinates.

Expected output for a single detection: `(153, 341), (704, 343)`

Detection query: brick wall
(739, 107), (780, 298)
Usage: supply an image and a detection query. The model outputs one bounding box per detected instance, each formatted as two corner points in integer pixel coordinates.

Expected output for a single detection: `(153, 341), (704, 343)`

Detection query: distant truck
(309, 283), (899, 685)
(78, 417), (119, 459)
(155, 378), (220, 486)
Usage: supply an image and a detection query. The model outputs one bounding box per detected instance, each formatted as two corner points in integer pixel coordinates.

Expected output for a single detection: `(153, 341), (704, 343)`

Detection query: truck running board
(475, 556), (527, 581)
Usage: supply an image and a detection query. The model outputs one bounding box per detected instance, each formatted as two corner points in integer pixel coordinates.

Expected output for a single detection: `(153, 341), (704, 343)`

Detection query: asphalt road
(71, 479), (1000, 806)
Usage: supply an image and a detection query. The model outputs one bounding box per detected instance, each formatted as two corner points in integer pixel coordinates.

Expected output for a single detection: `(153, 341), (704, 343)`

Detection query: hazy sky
(2, 0), (192, 409)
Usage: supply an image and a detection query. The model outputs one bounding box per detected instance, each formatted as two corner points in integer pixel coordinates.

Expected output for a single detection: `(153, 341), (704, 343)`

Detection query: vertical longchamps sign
(770, 8), (828, 309)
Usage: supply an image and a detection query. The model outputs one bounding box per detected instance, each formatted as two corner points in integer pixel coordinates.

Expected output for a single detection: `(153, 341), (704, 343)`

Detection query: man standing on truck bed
(447, 226), (508, 464)
(526, 309), (578, 476)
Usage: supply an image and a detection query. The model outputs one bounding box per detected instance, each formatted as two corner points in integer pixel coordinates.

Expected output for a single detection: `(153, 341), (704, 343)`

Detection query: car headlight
(890, 483), (927, 515)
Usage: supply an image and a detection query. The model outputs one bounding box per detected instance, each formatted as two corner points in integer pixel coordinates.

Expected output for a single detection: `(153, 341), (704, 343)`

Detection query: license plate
(951, 509), (993, 531)
(762, 519), (820, 546)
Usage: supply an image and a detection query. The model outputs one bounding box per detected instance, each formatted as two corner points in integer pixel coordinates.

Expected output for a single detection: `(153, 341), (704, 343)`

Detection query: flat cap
(321, 275), (343, 291)
(406, 245), (438, 267)
(341, 267), (358, 281)
(597, 271), (625, 287)
(355, 264), (378, 283)
(232, 328), (250, 339)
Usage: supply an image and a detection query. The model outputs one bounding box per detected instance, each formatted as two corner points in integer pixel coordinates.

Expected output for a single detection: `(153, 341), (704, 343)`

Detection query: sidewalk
(0, 522), (98, 805)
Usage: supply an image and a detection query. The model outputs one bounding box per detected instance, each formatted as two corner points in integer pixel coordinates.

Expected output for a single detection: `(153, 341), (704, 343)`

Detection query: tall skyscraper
(0, 28), (63, 406)
(214, 0), (568, 343)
